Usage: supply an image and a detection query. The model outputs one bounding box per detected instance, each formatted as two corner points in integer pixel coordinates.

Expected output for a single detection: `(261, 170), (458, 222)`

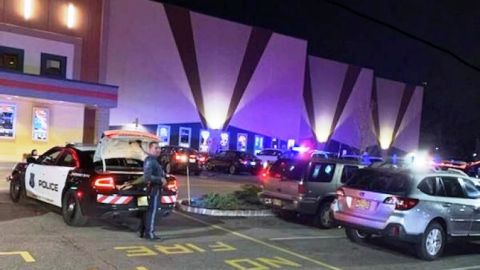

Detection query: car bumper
(258, 193), (316, 214)
(336, 220), (422, 243)
(80, 194), (176, 218)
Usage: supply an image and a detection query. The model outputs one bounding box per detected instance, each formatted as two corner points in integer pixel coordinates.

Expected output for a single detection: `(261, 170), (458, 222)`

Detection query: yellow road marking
(0, 251), (35, 262)
(136, 267), (149, 270)
(175, 211), (341, 270)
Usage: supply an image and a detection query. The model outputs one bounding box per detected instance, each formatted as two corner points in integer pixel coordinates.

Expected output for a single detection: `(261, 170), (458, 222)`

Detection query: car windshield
(345, 169), (412, 195)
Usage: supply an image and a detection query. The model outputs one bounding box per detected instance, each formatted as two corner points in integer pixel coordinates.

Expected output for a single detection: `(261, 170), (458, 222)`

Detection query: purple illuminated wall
(104, 0), (424, 153)
(229, 34), (307, 140)
(106, 0), (199, 125)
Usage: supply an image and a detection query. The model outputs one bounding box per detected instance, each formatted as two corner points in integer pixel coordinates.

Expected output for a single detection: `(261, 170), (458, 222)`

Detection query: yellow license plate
(355, 198), (370, 210)
(137, 196), (149, 206)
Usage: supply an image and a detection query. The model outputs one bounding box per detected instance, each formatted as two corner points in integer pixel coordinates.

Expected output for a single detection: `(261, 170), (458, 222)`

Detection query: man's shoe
(144, 234), (162, 241)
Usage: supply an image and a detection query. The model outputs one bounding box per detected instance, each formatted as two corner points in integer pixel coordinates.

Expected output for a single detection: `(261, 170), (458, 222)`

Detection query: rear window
(307, 163), (336, 183)
(345, 169), (411, 195)
(270, 159), (308, 181)
(258, 150), (280, 156)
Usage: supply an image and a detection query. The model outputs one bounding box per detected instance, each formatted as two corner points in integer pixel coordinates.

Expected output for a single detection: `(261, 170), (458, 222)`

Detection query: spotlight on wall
(23, 0), (33, 20)
(66, 3), (76, 29)
(314, 127), (330, 143)
(379, 131), (393, 150)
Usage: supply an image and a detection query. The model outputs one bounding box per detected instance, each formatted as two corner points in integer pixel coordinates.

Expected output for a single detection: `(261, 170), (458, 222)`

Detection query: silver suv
(259, 157), (362, 228)
(332, 167), (480, 260)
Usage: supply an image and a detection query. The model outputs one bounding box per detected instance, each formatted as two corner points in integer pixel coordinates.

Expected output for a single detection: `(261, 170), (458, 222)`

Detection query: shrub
(194, 184), (265, 210)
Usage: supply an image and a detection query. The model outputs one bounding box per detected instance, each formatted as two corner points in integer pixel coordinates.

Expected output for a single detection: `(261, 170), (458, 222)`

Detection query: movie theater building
(104, 0), (423, 155)
(0, 0), (117, 162)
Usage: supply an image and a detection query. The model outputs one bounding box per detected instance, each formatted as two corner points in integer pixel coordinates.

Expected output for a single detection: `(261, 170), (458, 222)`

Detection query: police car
(6, 130), (178, 226)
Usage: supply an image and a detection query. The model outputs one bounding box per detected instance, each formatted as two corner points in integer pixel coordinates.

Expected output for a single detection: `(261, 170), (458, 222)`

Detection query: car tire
(206, 162), (214, 171)
(313, 202), (335, 229)
(415, 222), (446, 261)
(229, 165), (237, 175)
(62, 190), (88, 227)
(345, 228), (371, 244)
(9, 174), (23, 203)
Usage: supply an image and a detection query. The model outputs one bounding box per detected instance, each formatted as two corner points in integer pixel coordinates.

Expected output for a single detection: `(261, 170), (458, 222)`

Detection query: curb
(176, 199), (273, 217)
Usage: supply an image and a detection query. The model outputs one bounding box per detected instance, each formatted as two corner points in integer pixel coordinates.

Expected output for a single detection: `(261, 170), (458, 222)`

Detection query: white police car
(7, 130), (177, 226)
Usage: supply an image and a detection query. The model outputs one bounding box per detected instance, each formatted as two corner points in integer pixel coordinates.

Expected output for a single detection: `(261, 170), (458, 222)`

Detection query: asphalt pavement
(0, 170), (479, 270)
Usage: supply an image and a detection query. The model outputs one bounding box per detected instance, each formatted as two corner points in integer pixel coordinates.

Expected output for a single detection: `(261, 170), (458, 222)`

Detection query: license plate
(355, 198), (370, 210)
(272, 199), (282, 207)
(137, 196), (149, 206)
(189, 158), (196, 163)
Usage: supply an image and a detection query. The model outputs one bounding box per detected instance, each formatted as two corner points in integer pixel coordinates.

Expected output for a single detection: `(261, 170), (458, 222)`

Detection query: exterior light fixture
(379, 131), (393, 150)
(24, 0), (33, 20)
(66, 3), (76, 29)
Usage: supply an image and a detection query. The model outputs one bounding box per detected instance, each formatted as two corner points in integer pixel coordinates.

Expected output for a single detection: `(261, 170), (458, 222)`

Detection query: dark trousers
(140, 185), (161, 238)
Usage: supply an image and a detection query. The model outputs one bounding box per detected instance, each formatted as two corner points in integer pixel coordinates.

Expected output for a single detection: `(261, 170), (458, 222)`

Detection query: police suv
(6, 130), (178, 226)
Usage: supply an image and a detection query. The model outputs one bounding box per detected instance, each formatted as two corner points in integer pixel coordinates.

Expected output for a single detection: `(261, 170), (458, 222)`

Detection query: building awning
(0, 70), (118, 108)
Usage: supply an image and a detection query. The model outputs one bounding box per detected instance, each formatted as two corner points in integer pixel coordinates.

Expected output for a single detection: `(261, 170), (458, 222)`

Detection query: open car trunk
(92, 130), (159, 192)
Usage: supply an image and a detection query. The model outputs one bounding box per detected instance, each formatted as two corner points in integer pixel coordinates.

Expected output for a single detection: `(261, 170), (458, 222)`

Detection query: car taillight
(336, 188), (345, 198)
(175, 154), (188, 163)
(165, 180), (178, 191)
(384, 196), (419, 211)
(198, 156), (206, 162)
(93, 176), (115, 191)
(298, 182), (305, 195)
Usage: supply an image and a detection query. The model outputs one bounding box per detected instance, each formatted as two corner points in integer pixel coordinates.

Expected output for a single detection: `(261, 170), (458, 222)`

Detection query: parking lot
(0, 171), (479, 270)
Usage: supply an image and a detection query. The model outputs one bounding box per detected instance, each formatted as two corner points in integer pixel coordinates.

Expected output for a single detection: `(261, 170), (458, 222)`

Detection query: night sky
(155, 0), (480, 160)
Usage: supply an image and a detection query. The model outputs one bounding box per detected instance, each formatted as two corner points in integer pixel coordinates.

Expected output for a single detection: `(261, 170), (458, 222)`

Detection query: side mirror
(26, 157), (37, 164)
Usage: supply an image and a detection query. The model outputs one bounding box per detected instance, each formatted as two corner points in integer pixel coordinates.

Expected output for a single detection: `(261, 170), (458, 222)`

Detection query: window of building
(0, 46), (24, 72)
(41, 53), (67, 78)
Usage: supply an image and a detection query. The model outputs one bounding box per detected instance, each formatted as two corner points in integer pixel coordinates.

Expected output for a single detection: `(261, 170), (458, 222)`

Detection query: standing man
(140, 141), (164, 240)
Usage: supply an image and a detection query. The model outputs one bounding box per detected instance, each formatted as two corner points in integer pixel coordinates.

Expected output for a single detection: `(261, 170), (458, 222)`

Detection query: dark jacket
(144, 155), (164, 186)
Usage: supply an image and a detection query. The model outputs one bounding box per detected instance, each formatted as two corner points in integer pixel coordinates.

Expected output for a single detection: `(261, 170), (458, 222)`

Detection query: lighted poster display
(179, 127), (192, 148)
(254, 135), (264, 154)
(0, 103), (16, 139)
(199, 129), (211, 152)
(220, 132), (229, 151)
(237, 133), (248, 152)
(287, 139), (295, 149)
(156, 125), (170, 146)
(271, 138), (278, 149)
(32, 107), (49, 141)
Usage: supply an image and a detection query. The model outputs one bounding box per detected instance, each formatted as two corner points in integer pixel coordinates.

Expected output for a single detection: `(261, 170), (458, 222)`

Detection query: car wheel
(206, 162), (214, 171)
(9, 174), (22, 203)
(165, 163), (172, 174)
(314, 202), (335, 229)
(345, 228), (371, 244)
(415, 222), (445, 260)
(229, 165), (236, 175)
(62, 190), (88, 227)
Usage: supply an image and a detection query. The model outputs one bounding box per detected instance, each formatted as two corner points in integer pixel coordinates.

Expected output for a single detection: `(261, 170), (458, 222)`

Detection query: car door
(438, 177), (476, 236)
(25, 148), (63, 204)
(458, 178), (480, 235)
(46, 149), (80, 207)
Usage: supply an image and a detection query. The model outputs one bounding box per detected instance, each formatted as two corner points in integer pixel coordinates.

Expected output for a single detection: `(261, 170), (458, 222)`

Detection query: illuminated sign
(0, 103), (16, 139)
(254, 135), (263, 154)
(220, 132), (229, 151)
(32, 107), (49, 141)
(156, 125), (170, 147)
(237, 133), (248, 152)
(199, 130), (210, 152)
(179, 127), (191, 148)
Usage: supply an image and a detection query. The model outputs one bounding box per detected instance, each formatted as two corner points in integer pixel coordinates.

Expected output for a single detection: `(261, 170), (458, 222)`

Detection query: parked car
(159, 146), (202, 175)
(332, 167), (480, 260)
(256, 149), (283, 168)
(206, 150), (262, 175)
(259, 157), (362, 228)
